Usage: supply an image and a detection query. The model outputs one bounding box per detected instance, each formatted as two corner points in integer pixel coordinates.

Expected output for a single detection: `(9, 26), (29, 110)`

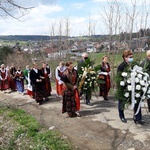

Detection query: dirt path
(0, 91), (150, 150)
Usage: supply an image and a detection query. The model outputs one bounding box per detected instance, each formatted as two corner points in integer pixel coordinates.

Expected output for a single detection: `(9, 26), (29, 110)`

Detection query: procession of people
(0, 51), (150, 122)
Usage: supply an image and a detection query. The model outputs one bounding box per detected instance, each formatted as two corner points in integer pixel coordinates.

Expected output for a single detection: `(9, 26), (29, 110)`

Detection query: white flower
(147, 89), (150, 94)
(131, 72), (137, 77)
(84, 82), (87, 84)
(124, 92), (129, 97)
(133, 65), (142, 71)
(135, 77), (140, 83)
(127, 85), (132, 91)
(143, 76), (147, 81)
(136, 85), (141, 90)
(144, 72), (149, 77)
(120, 81), (125, 86)
(135, 93), (140, 98)
(137, 73), (142, 79)
(121, 72), (128, 77)
(127, 78), (131, 84)
(140, 80), (145, 86)
(147, 95), (150, 98)
(142, 87), (147, 92)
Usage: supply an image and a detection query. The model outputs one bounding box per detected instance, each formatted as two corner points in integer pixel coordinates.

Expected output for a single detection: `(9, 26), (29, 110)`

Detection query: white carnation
(144, 73), (149, 77)
(124, 92), (129, 98)
(120, 81), (125, 86)
(143, 76), (147, 81)
(135, 93), (140, 98)
(121, 72), (128, 77)
(142, 87), (147, 92)
(127, 85), (132, 91)
(127, 78), (131, 84)
(140, 80), (145, 86)
(147, 89), (150, 94)
(136, 85), (141, 90)
(135, 77), (140, 83)
(131, 72), (137, 77)
(137, 73), (142, 79)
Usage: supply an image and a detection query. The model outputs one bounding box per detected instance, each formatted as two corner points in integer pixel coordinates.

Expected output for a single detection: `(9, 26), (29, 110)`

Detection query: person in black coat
(117, 50), (145, 125)
(30, 63), (45, 105)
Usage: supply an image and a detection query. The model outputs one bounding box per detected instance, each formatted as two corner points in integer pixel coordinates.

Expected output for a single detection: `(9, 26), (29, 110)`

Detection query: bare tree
(64, 17), (71, 57)
(0, 0), (33, 19)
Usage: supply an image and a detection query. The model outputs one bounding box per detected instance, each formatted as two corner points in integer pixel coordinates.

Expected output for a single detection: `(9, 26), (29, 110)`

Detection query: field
(88, 51), (146, 67)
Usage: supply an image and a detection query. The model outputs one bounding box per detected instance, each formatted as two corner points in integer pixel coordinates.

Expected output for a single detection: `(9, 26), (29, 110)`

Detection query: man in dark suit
(77, 52), (92, 106)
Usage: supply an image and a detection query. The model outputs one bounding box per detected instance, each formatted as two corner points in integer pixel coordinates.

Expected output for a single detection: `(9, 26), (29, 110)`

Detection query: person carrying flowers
(116, 50), (145, 125)
(77, 53), (93, 105)
(140, 50), (150, 112)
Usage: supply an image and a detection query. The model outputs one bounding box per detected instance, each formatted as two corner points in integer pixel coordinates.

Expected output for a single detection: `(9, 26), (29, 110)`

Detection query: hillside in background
(0, 35), (105, 41)
(0, 35), (53, 41)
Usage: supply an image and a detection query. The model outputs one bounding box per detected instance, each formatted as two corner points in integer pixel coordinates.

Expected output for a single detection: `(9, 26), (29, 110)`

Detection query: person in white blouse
(0, 64), (9, 91)
(55, 61), (66, 97)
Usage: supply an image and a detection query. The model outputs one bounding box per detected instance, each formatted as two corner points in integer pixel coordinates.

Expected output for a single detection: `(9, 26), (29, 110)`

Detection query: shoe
(103, 96), (108, 101)
(75, 112), (82, 117)
(86, 102), (93, 106)
(38, 101), (43, 105)
(134, 120), (145, 125)
(45, 97), (49, 101)
(120, 118), (127, 123)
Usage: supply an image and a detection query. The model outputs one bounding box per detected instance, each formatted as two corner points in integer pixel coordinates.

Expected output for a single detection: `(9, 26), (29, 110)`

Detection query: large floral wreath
(78, 58), (104, 98)
(116, 63), (150, 114)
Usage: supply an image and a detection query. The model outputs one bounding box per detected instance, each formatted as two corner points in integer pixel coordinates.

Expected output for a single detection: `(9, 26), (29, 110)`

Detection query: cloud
(72, 3), (85, 9)
(0, 3), (63, 35)
(91, 0), (150, 6)
(0, 0), (149, 36)
(15, 0), (59, 7)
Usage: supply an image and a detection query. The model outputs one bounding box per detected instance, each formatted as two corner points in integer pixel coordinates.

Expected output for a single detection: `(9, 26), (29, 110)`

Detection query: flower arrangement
(116, 64), (150, 114)
(78, 66), (98, 92)
(78, 58), (102, 98)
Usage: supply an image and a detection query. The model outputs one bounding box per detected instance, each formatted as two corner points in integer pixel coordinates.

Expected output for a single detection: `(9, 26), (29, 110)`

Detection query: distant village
(0, 35), (149, 60)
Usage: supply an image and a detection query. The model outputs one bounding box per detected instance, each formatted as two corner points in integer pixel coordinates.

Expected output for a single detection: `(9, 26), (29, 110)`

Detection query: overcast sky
(0, 0), (149, 36)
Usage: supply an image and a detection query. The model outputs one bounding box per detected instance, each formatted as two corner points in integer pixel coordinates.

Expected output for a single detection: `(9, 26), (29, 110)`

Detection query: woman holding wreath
(117, 50), (145, 125)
